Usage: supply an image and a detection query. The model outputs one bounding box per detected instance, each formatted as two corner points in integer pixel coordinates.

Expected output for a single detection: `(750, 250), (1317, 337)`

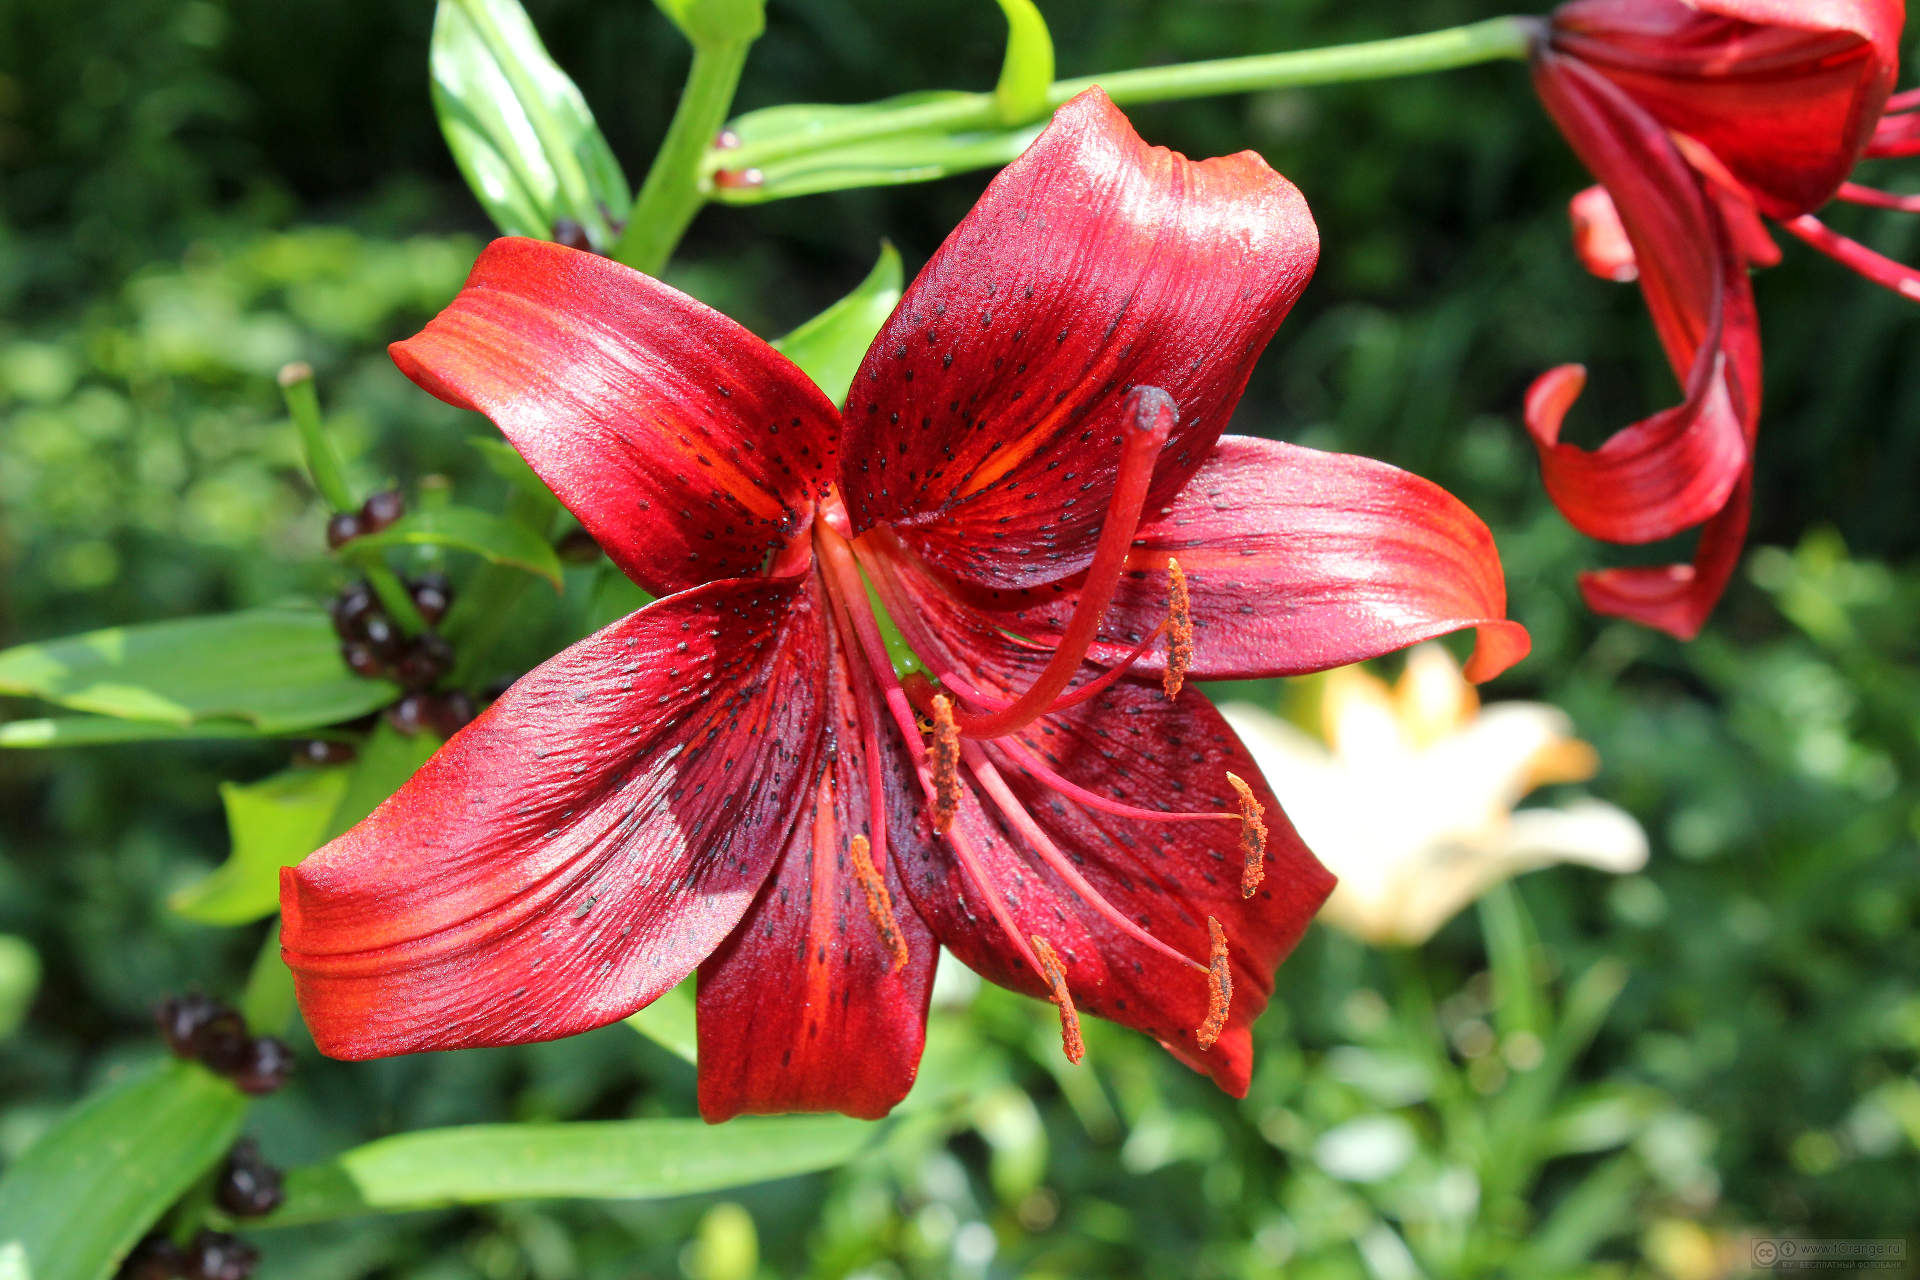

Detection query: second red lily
(1529, 0), (1912, 638)
(280, 89), (1528, 1121)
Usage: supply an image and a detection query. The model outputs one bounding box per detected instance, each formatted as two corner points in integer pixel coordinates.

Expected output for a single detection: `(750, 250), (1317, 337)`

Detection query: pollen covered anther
(849, 834), (909, 971)
(1226, 771), (1267, 897)
(1163, 557), (1193, 699)
(1197, 916), (1232, 1051)
(929, 694), (963, 834)
(1029, 934), (1086, 1064)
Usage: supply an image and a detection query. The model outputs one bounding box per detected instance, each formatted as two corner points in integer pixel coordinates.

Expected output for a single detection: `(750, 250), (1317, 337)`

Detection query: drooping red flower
(1528, 0), (1911, 638)
(280, 89), (1528, 1122)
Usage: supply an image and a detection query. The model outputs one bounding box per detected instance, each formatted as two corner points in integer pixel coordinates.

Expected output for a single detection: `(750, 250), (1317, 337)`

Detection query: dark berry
(215, 1138), (285, 1218)
(556, 528), (602, 563)
(360, 612), (401, 660)
(119, 1233), (188, 1280)
(392, 633), (454, 691)
(552, 218), (592, 251)
(408, 571), (454, 625)
(228, 1037), (295, 1096)
(156, 992), (219, 1058)
(430, 690), (478, 738)
(324, 512), (363, 550)
(328, 581), (377, 640)
(359, 490), (405, 532)
(196, 1014), (253, 1076)
(186, 1230), (259, 1280)
(293, 738), (357, 767)
(340, 641), (385, 679)
(386, 692), (434, 736)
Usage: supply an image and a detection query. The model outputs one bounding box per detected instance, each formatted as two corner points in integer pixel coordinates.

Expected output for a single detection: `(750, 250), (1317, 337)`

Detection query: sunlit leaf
(252, 1114), (876, 1226)
(991, 0), (1054, 123)
(770, 243), (903, 407)
(0, 1061), (247, 1280)
(432, 0), (629, 247)
(652, 0), (765, 47)
(0, 609), (398, 733)
(171, 767), (352, 925)
(0, 716), (282, 748)
(350, 504), (564, 589)
(624, 978), (697, 1065)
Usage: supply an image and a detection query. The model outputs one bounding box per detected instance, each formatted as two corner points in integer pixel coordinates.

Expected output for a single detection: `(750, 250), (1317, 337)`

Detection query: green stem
(613, 38), (754, 275)
(708, 15), (1538, 178)
(454, 0), (610, 245)
(279, 364), (356, 514)
(1479, 880), (1546, 1041)
(347, 551), (432, 637)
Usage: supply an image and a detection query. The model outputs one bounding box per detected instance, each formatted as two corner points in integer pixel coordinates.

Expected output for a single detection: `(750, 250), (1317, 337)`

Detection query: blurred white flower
(1221, 644), (1647, 947)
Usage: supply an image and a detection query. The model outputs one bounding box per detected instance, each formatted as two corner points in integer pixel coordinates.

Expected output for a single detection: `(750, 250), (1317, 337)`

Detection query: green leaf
(0, 716), (287, 748)
(321, 724), (444, 844)
(171, 767), (352, 925)
(253, 1114), (875, 1226)
(349, 505), (564, 589)
(718, 94), (1040, 206)
(432, 0), (629, 247)
(470, 437), (563, 516)
(771, 244), (903, 407)
(0, 1060), (247, 1280)
(623, 978), (697, 1065)
(652, 0), (765, 47)
(0, 935), (40, 1041)
(0, 608), (398, 733)
(991, 0), (1055, 124)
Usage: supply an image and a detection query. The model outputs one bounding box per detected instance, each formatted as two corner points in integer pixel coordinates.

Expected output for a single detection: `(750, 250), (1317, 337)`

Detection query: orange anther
(1196, 917), (1232, 1050)
(849, 834), (909, 971)
(929, 694), (962, 834)
(1029, 934), (1085, 1064)
(1163, 558), (1193, 699)
(1226, 771), (1267, 897)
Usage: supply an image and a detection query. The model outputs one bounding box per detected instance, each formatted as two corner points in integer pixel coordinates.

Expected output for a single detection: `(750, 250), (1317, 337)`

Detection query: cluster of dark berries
(329, 575), (454, 681)
(155, 994), (294, 1096)
(216, 1138), (285, 1217)
(323, 489), (406, 549)
(290, 737), (357, 767)
(120, 1231), (258, 1280)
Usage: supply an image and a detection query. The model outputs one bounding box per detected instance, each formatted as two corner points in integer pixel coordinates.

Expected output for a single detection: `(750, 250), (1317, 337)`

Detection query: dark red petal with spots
(888, 577), (1333, 1096)
(1551, 0), (1899, 218)
(281, 576), (829, 1059)
(941, 437), (1530, 685)
(838, 88), (1318, 591)
(390, 238), (841, 598)
(695, 597), (937, 1121)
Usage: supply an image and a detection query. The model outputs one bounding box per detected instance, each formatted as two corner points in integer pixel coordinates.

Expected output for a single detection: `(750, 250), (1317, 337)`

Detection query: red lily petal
(887, 589), (1332, 1094)
(1868, 109), (1920, 158)
(1552, 0), (1899, 217)
(1579, 471), (1754, 639)
(1570, 185), (1640, 281)
(695, 605), (937, 1121)
(281, 576), (829, 1059)
(390, 238), (840, 598)
(1531, 51), (1757, 550)
(838, 88), (1318, 590)
(938, 436), (1530, 685)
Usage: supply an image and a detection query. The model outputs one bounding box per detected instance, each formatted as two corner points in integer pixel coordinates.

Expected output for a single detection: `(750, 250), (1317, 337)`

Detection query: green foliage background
(1, 1), (1917, 1276)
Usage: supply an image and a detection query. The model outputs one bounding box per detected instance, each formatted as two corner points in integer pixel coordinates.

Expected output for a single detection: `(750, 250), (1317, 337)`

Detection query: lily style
(1220, 644), (1648, 949)
(1526, 0), (1912, 639)
(280, 89), (1530, 1122)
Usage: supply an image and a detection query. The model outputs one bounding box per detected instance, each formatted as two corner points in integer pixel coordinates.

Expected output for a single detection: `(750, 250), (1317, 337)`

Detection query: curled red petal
(281, 576), (829, 1059)
(886, 597), (1332, 1096)
(695, 607), (937, 1122)
(1579, 472), (1754, 639)
(1868, 109), (1920, 158)
(390, 238), (840, 598)
(838, 87), (1318, 590)
(1570, 184), (1640, 281)
(940, 436), (1529, 685)
(1551, 0), (1899, 217)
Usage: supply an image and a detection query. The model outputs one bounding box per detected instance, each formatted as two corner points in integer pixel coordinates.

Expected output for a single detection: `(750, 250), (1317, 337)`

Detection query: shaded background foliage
(1, 0), (1916, 1276)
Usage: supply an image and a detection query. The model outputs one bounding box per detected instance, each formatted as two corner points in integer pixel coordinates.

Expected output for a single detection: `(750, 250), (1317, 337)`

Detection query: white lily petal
(1502, 800), (1650, 875)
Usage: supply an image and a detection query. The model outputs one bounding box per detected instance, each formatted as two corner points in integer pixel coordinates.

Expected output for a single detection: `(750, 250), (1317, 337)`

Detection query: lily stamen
(1030, 935), (1085, 1065)
(849, 834), (909, 971)
(1226, 772), (1268, 897)
(1196, 917), (1232, 1051)
(950, 386), (1177, 740)
(928, 694), (963, 834)
(1163, 557), (1193, 699)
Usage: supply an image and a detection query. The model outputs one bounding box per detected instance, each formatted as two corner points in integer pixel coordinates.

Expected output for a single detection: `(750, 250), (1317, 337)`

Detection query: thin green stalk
(1479, 881), (1546, 1041)
(453, 0), (610, 245)
(708, 15), (1538, 178)
(613, 39), (754, 275)
(348, 551), (432, 637)
(279, 364), (356, 514)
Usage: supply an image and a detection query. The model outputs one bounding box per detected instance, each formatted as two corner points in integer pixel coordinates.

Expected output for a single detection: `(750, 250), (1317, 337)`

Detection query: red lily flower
(1528, 0), (1911, 638)
(280, 89), (1528, 1122)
